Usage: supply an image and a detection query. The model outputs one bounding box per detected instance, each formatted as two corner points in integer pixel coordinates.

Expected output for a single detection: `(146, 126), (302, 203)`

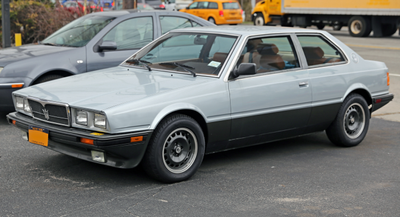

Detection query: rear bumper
(7, 112), (152, 169)
(371, 93), (394, 113)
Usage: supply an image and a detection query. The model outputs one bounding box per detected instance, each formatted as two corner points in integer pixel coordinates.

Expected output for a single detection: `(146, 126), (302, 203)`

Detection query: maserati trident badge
(42, 109), (50, 120)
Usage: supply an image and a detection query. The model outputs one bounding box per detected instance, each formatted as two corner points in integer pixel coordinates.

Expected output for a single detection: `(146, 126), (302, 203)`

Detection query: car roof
(86, 9), (204, 18)
(170, 26), (326, 37)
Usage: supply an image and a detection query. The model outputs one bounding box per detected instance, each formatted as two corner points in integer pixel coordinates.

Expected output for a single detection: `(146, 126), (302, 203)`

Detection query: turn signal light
(81, 138), (94, 145)
(12, 84), (23, 88)
(387, 72), (390, 86)
(12, 120), (16, 125)
(131, 136), (143, 143)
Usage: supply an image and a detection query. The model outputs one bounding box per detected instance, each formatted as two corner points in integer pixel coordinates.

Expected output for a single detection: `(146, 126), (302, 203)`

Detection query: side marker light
(131, 136), (143, 143)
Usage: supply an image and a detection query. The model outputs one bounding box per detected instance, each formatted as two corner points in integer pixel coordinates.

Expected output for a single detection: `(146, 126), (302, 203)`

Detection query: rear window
(222, 2), (240, 9)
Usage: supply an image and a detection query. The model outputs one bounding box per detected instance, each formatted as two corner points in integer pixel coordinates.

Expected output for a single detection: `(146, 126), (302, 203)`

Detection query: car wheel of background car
(33, 74), (64, 84)
(208, 17), (216, 25)
(326, 94), (370, 147)
(143, 114), (205, 183)
(254, 14), (264, 26)
(348, 16), (372, 37)
(381, 23), (398, 37)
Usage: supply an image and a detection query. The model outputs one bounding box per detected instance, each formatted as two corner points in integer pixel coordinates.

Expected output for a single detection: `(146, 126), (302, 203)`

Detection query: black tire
(142, 114), (205, 183)
(208, 17), (216, 25)
(316, 24), (325, 30)
(381, 23), (398, 37)
(34, 74), (64, 84)
(332, 24), (342, 31)
(348, 16), (372, 37)
(253, 14), (264, 26)
(326, 94), (370, 147)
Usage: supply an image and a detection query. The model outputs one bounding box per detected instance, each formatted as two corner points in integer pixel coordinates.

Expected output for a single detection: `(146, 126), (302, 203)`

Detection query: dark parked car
(0, 10), (214, 111)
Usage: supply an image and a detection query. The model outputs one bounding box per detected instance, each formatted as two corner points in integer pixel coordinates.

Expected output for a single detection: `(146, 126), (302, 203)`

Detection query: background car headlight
(76, 110), (88, 126)
(94, 113), (107, 129)
(0, 67), (3, 74)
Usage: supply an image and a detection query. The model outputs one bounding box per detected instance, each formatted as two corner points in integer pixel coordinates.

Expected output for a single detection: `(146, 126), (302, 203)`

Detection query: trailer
(252, 0), (400, 37)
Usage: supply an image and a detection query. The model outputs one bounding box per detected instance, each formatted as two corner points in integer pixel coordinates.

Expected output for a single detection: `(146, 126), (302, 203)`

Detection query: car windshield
(42, 15), (115, 47)
(123, 32), (238, 76)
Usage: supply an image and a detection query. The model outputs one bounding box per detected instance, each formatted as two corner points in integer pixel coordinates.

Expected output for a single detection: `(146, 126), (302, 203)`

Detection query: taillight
(387, 72), (390, 86)
(241, 9), (243, 14)
(159, 4), (165, 8)
(101, 7), (103, 11)
(219, 10), (224, 16)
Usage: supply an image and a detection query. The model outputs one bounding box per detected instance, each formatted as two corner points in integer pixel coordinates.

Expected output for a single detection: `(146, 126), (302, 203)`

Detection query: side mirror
(98, 41), (117, 52)
(231, 63), (256, 78)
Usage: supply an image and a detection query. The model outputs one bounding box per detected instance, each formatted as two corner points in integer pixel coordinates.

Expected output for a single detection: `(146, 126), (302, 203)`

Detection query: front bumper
(371, 93), (394, 113)
(7, 112), (153, 169)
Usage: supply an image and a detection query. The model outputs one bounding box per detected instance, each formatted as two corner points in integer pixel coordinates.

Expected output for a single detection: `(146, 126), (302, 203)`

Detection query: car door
(296, 34), (348, 133)
(228, 34), (312, 148)
(197, 1), (209, 19)
(86, 15), (156, 71)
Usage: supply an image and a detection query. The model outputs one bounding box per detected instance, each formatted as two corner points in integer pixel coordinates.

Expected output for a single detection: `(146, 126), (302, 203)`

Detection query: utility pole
(2, 0), (11, 48)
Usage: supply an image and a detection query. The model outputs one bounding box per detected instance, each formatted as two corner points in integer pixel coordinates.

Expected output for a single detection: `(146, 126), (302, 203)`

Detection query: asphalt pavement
(1, 26), (399, 217)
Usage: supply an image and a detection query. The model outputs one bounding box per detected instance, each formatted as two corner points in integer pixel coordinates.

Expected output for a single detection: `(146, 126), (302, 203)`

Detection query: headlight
(76, 110), (88, 126)
(23, 98), (31, 113)
(14, 95), (32, 116)
(72, 108), (108, 131)
(94, 113), (107, 129)
(15, 96), (24, 110)
(0, 67), (3, 74)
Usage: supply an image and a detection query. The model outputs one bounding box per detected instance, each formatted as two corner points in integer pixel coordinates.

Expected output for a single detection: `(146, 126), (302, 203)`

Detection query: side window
(240, 36), (300, 73)
(198, 2), (209, 8)
(102, 16), (153, 50)
(297, 35), (345, 66)
(160, 16), (194, 34)
(188, 2), (198, 9)
(208, 2), (218, 9)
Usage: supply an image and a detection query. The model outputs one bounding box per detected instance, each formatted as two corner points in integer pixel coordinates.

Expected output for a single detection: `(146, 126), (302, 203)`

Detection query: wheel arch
(343, 85), (372, 107)
(150, 104), (209, 145)
(31, 70), (74, 85)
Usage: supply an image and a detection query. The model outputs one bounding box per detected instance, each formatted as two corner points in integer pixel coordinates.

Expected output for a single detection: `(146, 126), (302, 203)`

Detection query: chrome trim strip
(0, 83), (24, 87)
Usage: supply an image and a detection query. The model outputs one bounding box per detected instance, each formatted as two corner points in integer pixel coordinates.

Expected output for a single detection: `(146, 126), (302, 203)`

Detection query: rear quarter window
(297, 35), (346, 67)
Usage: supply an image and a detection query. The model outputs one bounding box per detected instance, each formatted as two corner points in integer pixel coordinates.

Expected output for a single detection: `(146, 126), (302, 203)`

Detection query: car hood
(16, 66), (212, 111)
(0, 44), (75, 66)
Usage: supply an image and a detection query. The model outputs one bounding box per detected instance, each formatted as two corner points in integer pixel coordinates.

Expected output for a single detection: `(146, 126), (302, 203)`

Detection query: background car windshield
(125, 32), (237, 76)
(42, 15), (115, 47)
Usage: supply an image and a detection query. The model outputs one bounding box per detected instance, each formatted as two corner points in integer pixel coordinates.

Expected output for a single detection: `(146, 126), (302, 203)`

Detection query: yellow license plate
(29, 126), (49, 147)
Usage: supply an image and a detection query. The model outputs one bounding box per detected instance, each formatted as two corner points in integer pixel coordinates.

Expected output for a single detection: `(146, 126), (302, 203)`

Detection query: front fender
(150, 103), (207, 130)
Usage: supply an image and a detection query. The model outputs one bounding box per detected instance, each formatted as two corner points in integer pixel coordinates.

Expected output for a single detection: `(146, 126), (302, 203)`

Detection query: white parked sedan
(7, 26), (393, 183)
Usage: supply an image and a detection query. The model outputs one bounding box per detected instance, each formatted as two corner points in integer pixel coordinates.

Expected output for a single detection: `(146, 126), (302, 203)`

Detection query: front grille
(28, 99), (70, 126)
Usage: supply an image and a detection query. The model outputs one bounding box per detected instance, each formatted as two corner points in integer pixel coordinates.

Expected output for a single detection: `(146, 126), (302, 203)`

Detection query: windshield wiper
(160, 62), (196, 77)
(42, 42), (56, 46)
(125, 58), (152, 71)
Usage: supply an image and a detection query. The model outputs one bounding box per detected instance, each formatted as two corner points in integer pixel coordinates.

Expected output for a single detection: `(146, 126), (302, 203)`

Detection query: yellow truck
(251, 0), (400, 37)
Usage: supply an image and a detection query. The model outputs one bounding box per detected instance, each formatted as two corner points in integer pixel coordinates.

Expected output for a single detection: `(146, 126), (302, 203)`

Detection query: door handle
(299, 82), (308, 87)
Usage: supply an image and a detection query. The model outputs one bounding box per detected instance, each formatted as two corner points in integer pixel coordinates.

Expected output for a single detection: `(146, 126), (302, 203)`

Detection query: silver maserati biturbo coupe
(7, 26), (393, 183)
